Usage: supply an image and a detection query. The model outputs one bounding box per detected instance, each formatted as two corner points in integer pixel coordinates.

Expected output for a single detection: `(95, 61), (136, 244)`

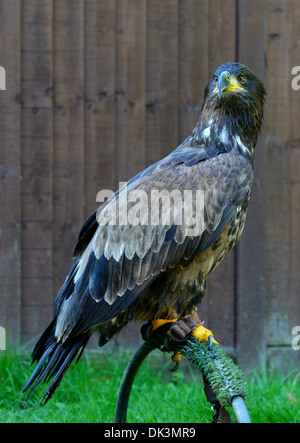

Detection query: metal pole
(231, 396), (252, 423)
(114, 326), (252, 424)
(114, 340), (157, 423)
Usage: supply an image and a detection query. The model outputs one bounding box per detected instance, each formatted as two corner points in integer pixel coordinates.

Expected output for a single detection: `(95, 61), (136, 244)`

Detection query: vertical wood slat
(208, 0), (238, 70)
(114, 0), (147, 184)
(84, 0), (116, 218)
(203, 0), (238, 350)
(21, 0), (54, 342)
(235, 0), (267, 370)
(53, 0), (85, 295)
(0, 0), (21, 345)
(178, 0), (209, 143)
(146, 0), (179, 167)
(265, 0), (300, 363)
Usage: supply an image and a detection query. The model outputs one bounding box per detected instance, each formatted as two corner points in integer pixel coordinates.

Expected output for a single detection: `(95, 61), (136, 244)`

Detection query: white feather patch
(74, 242), (93, 283)
(202, 126), (211, 139)
(219, 126), (228, 144)
(235, 135), (250, 156)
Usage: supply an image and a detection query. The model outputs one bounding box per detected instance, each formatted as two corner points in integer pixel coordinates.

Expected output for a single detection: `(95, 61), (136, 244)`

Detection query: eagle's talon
(170, 351), (182, 371)
(192, 324), (218, 344)
(172, 351), (182, 363)
(170, 362), (180, 372)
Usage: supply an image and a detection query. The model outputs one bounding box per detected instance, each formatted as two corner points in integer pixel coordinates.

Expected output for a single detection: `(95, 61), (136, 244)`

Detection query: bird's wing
(53, 148), (253, 341)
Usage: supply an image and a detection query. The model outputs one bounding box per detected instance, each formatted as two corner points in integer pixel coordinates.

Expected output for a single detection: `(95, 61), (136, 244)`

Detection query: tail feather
(22, 342), (56, 396)
(40, 339), (87, 403)
(23, 324), (90, 404)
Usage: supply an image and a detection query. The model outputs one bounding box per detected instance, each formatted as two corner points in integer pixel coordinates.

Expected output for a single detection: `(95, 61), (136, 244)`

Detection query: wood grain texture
(52, 0), (85, 296)
(146, 0), (179, 166)
(84, 0), (116, 217)
(265, 1), (300, 362)
(114, 0), (146, 184)
(0, 0), (21, 345)
(21, 0), (54, 340)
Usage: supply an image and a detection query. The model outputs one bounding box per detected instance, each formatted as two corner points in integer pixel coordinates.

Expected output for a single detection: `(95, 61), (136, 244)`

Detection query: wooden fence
(0, 0), (300, 371)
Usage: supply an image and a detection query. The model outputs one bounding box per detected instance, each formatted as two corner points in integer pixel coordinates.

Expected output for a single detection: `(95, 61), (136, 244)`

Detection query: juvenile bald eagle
(23, 62), (265, 402)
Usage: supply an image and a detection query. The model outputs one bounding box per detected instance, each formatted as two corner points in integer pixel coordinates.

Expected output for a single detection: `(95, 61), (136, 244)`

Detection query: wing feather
(54, 149), (253, 342)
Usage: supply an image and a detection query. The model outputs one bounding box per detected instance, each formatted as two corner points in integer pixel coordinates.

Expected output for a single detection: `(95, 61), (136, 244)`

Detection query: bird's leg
(168, 310), (218, 364)
(169, 309), (218, 343)
(151, 318), (178, 332)
(141, 310), (218, 365)
(140, 316), (179, 342)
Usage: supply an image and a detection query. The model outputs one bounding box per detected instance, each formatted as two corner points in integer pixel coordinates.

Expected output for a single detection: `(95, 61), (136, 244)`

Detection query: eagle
(23, 62), (265, 402)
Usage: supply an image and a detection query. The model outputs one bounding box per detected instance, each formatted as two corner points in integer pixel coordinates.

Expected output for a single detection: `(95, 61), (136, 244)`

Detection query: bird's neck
(192, 109), (259, 163)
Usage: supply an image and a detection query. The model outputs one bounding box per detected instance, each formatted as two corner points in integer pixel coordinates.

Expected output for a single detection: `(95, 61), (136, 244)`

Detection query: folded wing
(53, 148), (253, 343)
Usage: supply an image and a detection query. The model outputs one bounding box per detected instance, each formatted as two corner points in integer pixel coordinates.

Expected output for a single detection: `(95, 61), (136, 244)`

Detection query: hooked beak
(216, 71), (245, 98)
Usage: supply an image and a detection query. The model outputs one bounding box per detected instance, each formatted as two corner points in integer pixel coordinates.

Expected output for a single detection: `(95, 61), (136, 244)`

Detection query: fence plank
(234, 0), (267, 370)
(178, 0), (209, 145)
(52, 0), (85, 295)
(21, 0), (54, 342)
(114, 0), (147, 184)
(146, 0), (179, 166)
(0, 0), (21, 346)
(265, 1), (300, 356)
(208, 0), (237, 70)
(84, 0), (116, 218)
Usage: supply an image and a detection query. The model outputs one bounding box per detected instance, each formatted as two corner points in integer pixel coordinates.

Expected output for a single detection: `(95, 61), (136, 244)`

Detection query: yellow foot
(151, 318), (178, 332)
(171, 351), (182, 363)
(192, 324), (218, 344)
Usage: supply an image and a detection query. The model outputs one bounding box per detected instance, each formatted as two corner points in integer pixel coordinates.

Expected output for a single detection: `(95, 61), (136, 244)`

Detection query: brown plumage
(23, 62), (265, 402)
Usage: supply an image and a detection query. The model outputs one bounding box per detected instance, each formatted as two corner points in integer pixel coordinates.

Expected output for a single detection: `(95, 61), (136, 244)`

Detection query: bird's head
(205, 62), (265, 107)
(200, 62), (266, 145)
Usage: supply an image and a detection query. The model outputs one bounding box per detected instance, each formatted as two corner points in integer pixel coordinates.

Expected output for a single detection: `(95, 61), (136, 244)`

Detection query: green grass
(0, 345), (299, 423)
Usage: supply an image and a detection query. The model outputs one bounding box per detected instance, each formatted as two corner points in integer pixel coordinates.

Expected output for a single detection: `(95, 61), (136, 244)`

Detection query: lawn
(0, 345), (299, 423)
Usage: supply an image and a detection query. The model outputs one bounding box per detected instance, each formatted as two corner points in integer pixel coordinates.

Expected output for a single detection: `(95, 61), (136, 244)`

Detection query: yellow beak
(217, 71), (244, 97)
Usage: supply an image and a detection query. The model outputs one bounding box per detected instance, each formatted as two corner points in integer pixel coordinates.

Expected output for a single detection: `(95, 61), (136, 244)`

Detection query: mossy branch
(180, 337), (248, 407)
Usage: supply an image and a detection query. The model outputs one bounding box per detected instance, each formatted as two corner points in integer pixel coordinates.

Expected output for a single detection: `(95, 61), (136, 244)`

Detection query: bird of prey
(23, 62), (265, 402)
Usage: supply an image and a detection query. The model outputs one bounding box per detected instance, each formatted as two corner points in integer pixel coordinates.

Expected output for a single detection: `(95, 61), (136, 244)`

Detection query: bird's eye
(213, 75), (218, 84)
(237, 74), (246, 83)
